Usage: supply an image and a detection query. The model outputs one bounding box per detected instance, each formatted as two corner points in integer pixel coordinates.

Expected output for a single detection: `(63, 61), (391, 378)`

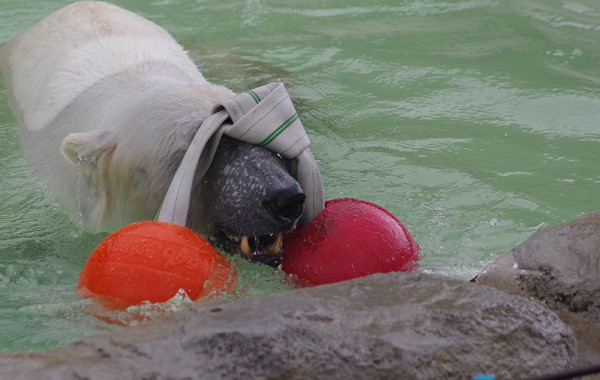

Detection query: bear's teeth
(239, 236), (251, 255)
(234, 234), (282, 257)
(265, 234), (283, 255)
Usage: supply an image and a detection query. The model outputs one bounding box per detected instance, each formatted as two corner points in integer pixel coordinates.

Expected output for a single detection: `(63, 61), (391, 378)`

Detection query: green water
(0, 0), (599, 352)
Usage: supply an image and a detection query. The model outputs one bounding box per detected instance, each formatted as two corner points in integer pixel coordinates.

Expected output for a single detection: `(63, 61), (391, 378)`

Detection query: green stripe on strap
(247, 90), (261, 104)
(259, 113), (299, 147)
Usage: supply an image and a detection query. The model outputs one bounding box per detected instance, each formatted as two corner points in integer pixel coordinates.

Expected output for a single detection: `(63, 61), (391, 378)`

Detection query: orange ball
(78, 221), (236, 309)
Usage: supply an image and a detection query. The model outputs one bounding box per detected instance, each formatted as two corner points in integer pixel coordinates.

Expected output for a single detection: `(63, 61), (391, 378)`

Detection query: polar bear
(0, 1), (308, 265)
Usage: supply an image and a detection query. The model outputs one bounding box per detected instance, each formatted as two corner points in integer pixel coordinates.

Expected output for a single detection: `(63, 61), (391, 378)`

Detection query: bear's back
(0, 1), (206, 132)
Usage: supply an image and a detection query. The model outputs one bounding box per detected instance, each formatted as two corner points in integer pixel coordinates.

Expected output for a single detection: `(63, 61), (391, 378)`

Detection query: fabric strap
(157, 82), (325, 228)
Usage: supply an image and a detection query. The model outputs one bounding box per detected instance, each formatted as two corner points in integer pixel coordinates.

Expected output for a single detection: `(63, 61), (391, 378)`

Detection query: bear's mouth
(210, 232), (283, 267)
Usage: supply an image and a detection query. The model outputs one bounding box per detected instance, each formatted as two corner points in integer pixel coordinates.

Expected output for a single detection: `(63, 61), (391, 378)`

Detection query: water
(0, 0), (599, 352)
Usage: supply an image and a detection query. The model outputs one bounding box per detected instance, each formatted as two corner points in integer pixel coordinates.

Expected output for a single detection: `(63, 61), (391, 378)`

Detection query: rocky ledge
(473, 210), (600, 365)
(0, 271), (576, 379)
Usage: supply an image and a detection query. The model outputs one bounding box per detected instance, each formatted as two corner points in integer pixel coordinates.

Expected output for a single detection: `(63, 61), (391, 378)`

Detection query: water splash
(89, 288), (196, 327)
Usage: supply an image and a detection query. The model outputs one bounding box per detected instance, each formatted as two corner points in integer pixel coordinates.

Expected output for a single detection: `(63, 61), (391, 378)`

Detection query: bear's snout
(193, 136), (307, 266)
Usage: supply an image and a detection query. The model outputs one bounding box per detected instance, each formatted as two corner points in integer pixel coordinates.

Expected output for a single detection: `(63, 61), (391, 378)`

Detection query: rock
(473, 211), (600, 365)
(0, 272), (576, 379)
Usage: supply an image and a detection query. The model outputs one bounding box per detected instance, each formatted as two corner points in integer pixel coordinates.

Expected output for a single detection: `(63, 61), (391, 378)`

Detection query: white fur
(0, 1), (206, 132)
(0, 1), (234, 231)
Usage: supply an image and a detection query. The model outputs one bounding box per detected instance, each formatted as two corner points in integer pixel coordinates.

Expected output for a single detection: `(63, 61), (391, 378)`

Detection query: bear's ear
(61, 130), (116, 187)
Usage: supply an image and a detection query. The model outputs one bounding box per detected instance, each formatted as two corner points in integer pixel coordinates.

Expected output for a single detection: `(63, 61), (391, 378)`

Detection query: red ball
(281, 198), (419, 286)
(78, 221), (236, 309)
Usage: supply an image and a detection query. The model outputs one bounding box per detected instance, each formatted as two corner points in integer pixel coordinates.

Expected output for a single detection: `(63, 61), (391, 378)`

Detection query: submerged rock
(473, 211), (600, 365)
(0, 272), (576, 379)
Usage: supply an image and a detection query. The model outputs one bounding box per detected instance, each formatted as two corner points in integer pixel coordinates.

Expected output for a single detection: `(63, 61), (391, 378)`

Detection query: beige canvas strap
(157, 82), (324, 228)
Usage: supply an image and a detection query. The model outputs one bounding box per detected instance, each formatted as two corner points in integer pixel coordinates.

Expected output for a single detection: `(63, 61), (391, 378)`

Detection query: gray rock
(0, 272), (576, 379)
(473, 211), (600, 365)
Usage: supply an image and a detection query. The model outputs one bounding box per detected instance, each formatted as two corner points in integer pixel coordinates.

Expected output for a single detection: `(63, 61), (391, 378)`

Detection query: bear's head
(61, 129), (304, 267)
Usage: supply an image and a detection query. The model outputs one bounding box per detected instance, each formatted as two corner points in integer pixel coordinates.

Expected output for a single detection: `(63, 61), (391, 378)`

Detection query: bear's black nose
(265, 187), (306, 222)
